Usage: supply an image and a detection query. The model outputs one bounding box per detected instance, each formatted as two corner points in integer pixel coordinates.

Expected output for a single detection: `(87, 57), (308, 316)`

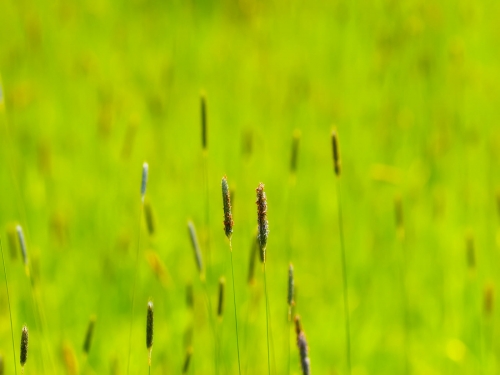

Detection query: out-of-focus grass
(1, 0), (500, 374)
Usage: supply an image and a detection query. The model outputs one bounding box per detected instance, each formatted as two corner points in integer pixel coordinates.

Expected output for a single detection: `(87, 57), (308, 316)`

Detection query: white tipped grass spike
(141, 162), (149, 203)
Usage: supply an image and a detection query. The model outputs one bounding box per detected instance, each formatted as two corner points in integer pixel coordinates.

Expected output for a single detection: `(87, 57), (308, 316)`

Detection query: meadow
(1, 0), (500, 374)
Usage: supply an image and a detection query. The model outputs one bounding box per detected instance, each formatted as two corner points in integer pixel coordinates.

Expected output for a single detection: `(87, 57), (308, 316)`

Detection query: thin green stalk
(1, 238), (17, 375)
(229, 240), (242, 375)
(264, 264), (271, 375)
(203, 153), (211, 278)
(201, 277), (219, 375)
(287, 317), (291, 375)
(127, 202), (144, 375)
(336, 179), (351, 375)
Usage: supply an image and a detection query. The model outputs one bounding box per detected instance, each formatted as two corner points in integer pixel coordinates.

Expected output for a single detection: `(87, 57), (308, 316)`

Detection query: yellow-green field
(1, 1), (500, 374)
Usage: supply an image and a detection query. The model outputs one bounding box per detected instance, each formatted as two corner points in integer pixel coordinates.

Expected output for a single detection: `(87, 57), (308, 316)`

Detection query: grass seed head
(182, 347), (193, 374)
(294, 315), (310, 375)
(256, 183), (269, 263)
(146, 301), (154, 350)
(331, 128), (341, 176)
(0, 353), (4, 375)
(20, 325), (28, 367)
(221, 176), (234, 239)
(141, 162), (149, 202)
(16, 225), (28, 266)
(188, 221), (204, 276)
(83, 315), (96, 355)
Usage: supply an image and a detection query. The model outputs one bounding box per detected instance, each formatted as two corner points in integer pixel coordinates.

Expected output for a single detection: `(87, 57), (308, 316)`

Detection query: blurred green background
(1, 0), (500, 374)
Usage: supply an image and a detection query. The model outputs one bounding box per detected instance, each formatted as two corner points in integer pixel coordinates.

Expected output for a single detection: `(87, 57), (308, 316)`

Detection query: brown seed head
(146, 301), (154, 350)
(20, 325), (28, 367)
(294, 315), (310, 375)
(83, 315), (96, 355)
(221, 176), (233, 239)
(256, 183), (269, 263)
(331, 128), (341, 176)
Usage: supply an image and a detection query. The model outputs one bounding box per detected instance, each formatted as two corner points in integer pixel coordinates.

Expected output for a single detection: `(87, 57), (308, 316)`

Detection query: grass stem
(127, 202), (144, 375)
(336, 179), (352, 375)
(229, 240), (242, 375)
(1, 238), (17, 375)
(264, 264), (271, 375)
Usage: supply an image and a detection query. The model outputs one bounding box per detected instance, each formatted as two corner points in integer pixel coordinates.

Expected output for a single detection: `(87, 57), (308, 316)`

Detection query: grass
(1, 0), (500, 373)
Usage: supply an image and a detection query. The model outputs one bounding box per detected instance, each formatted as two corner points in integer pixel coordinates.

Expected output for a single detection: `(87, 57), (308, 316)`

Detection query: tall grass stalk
(127, 162), (148, 375)
(256, 182), (271, 375)
(200, 276), (219, 375)
(285, 130), (300, 375)
(1, 239), (17, 375)
(201, 92), (212, 278)
(189, 220), (219, 375)
(16, 225), (55, 374)
(221, 176), (242, 375)
(331, 129), (351, 375)
(2, 84), (54, 373)
(263, 264), (271, 375)
(229, 242), (242, 374)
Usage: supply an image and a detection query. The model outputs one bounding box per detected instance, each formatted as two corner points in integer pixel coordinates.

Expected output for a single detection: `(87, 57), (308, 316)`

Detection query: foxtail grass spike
(294, 316), (310, 375)
(182, 347), (193, 374)
(16, 225), (28, 266)
(141, 162), (149, 203)
(83, 315), (96, 355)
(247, 235), (258, 285)
(221, 176), (233, 239)
(201, 93), (207, 150)
(484, 283), (494, 317)
(217, 277), (225, 318)
(288, 263), (295, 321)
(256, 183), (269, 263)
(188, 221), (204, 277)
(0, 353), (3, 375)
(331, 128), (341, 176)
(146, 301), (154, 366)
(144, 200), (155, 236)
(20, 325), (28, 369)
(290, 130), (301, 174)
